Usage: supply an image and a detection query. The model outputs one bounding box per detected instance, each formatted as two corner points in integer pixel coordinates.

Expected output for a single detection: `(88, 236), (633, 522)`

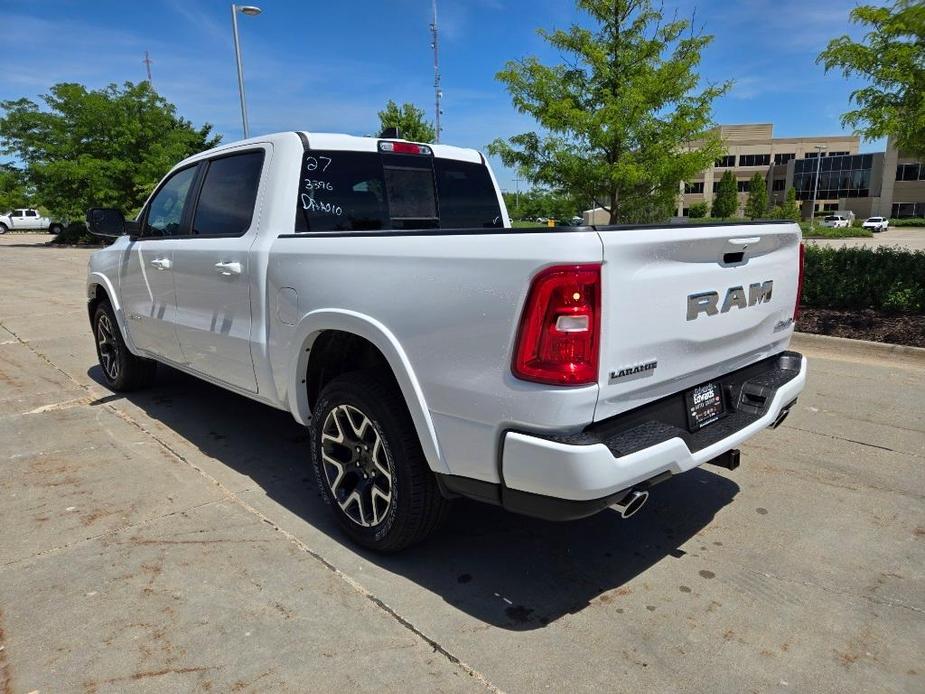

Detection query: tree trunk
(609, 189), (620, 224)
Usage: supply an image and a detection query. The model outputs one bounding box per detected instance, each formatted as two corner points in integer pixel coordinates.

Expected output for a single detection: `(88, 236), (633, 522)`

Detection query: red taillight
(379, 141), (432, 155)
(513, 264), (601, 386)
(794, 242), (805, 320)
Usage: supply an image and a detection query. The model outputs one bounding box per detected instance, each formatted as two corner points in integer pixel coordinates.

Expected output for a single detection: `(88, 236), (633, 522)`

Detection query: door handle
(214, 261), (242, 276)
(150, 257), (172, 270)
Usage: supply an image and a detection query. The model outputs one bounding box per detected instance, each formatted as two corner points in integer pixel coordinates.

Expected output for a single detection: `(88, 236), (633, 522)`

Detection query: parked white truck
(0, 208), (64, 234)
(86, 132), (807, 551)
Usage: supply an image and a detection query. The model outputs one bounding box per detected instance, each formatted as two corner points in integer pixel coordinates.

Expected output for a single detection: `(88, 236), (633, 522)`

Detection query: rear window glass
(294, 148), (502, 233)
(435, 159), (503, 228)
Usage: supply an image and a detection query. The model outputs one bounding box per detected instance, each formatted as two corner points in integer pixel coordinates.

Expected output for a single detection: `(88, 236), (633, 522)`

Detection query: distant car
(570, 216), (583, 226)
(0, 208), (64, 234)
(822, 215), (850, 229)
(862, 216), (889, 232)
(536, 216), (548, 224)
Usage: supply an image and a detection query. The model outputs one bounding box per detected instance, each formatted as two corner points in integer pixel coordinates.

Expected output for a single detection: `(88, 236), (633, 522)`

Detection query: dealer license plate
(685, 382), (726, 431)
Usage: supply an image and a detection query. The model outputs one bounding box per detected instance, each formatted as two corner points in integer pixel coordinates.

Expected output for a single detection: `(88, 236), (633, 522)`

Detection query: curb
(792, 331), (925, 362)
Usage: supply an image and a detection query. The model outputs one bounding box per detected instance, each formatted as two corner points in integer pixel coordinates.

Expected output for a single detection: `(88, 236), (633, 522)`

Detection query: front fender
(287, 309), (447, 474)
(88, 270), (139, 355)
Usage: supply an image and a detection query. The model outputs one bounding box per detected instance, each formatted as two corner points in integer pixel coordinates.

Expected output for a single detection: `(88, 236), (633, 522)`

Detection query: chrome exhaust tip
(771, 407), (791, 429)
(614, 489), (649, 519)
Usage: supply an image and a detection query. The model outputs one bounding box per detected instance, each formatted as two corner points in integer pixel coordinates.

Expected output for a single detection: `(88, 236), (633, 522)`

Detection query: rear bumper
(496, 350), (806, 518)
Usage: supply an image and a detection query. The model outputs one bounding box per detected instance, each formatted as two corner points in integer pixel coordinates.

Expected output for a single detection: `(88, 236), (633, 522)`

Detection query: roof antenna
(430, 0), (442, 142)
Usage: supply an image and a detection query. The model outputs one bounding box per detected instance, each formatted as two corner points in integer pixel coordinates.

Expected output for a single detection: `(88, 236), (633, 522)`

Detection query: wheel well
(87, 284), (109, 323)
(306, 331), (396, 410)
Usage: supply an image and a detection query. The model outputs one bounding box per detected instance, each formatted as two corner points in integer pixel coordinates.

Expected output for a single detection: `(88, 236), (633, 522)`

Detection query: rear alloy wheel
(310, 372), (450, 552)
(49, 223), (63, 235)
(321, 404), (394, 528)
(0, 224), (7, 235)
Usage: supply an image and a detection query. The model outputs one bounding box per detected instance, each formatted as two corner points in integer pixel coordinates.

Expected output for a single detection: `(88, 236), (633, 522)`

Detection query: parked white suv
(0, 208), (64, 234)
(822, 214), (850, 228)
(85, 131), (807, 551)
(862, 216), (889, 232)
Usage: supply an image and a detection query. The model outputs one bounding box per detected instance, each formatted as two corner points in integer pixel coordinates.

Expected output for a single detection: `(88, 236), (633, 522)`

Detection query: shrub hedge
(890, 217), (925, 227)
(48, 221), (107, 246)
(802, 245), (925, 314)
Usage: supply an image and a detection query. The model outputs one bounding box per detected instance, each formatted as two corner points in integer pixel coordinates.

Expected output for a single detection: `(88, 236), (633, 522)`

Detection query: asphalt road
(806, 225), (925, 250)
(1, 233), (923, 693)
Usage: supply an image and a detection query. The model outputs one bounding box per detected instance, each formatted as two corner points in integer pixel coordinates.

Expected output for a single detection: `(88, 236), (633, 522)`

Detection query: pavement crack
(785, 425), (897, 453)
(745, 568), (924, 615)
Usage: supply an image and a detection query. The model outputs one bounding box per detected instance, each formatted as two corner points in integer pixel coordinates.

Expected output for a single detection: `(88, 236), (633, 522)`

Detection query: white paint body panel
(87, 131), (805, 502)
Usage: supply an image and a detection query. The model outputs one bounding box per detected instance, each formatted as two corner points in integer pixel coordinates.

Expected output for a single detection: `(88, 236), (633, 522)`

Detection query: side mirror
(86, 208), (126, 237)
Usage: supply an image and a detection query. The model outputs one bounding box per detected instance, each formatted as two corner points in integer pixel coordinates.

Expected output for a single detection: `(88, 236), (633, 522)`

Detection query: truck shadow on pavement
(89, 364), (740, 631)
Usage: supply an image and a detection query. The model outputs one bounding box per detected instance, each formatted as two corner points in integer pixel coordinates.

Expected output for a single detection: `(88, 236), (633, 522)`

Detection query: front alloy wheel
(321, 404), (394, 527)
(96, 312), (120, 382)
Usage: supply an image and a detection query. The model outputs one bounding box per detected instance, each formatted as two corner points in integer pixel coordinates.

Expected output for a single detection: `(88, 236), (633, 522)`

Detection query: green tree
(377, 100), (436, 143)
(0, 163), (31, 212)
(487, 0), (729, 224)
(817, 0), (925, 159)
(711, 170), (738, 218)
(744, 172), (768, 219)
(687, 201), (708, 218)
(778, 186), (801, 221)
(0, 81), (219, 220)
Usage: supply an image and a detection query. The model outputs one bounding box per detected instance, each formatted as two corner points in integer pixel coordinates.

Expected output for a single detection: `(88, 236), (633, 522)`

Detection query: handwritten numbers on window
(300, 193), (342, 217)
(305, 156), (333, 173)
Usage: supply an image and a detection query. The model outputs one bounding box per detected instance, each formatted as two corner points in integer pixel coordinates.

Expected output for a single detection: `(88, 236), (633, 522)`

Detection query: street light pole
(231, 4), (262, 139)
(810, 144), (826, 231)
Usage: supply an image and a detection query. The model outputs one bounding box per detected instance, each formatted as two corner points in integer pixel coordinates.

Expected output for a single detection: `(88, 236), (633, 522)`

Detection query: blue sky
(0, 0), (883, 190)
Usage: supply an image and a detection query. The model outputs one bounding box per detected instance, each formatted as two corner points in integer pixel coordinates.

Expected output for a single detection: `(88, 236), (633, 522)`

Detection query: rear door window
(295, 151), (389, 232)
(192, 150), (265, 236)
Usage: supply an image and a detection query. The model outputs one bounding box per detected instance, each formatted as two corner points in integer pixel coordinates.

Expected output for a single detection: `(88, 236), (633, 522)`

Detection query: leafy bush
(688, 201), (708, 218)
(890, 217), (925, 227)
(799, 221), (872, 238)
(802, 245), (925, 313)
(48, 221), (107, 246)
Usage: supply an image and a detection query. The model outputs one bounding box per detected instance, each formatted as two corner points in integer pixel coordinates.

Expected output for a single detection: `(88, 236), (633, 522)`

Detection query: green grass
(511, 220), (547, 228)
(799, 221), (873, 239)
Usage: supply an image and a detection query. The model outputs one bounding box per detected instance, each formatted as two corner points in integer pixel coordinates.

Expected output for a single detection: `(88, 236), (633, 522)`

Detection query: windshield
(294, 149), (502, 233)
(824, 216), (839, 221)
(867, 218), (882, 222)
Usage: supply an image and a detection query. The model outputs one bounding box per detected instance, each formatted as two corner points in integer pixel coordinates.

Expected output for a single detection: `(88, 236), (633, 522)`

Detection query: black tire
(48, 223), (63, 235)
(0, 224), (7, 235)
(93, 301), (157, 391)
(310, 371), (450, 552)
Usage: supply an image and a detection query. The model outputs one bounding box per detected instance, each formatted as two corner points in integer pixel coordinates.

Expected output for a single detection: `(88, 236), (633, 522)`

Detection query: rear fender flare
(287, 309), (447, 474)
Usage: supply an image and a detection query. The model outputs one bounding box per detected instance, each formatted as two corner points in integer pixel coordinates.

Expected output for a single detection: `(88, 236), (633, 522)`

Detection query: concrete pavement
(1, 233), (923, 693)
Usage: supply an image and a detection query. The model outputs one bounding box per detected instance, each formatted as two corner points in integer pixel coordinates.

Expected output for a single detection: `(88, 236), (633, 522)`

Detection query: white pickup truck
(86, 132), (807, 551)
(0, 208), (64, 234)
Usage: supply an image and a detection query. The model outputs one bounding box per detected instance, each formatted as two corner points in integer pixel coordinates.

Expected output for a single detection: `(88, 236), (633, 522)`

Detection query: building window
(772, 178), (785, 191)
(738, 153), (771, 167)
(805, 152), (820, 158)
(712, 182), (719, 193)
(736, 180), (752, 193)
(684, 181), (704, 194)
(682, 208), (689, 217)
(714, 155), (735, 167)
(774, 153), (795, 165)
(827, 151), (850, 157)
(792, 153), (874, 201)
(896, 163), (923, 181)
(823, 203), (838, 212)
(892, 202), (925, 218)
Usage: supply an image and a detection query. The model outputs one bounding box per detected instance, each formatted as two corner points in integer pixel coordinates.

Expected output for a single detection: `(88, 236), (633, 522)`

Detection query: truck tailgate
(594, 222), (802, 422)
